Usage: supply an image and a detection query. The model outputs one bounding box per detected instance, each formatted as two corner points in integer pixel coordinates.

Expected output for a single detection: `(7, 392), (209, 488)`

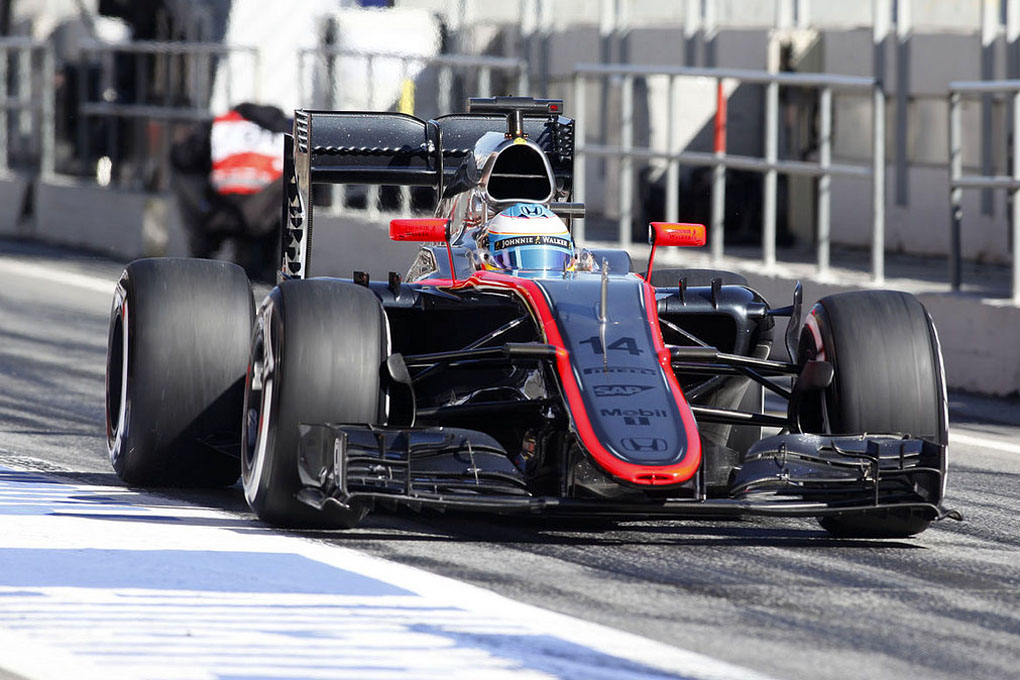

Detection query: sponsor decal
(620, 437), (669, 453)
(493, 235), (571, 250)
(600, 408), (668, 418)
(504, 203), (552, 218)
(582, 366), (657, 376)
(593, 384), (654, 397)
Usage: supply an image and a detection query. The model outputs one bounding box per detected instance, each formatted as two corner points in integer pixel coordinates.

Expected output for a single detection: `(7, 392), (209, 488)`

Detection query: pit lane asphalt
(2, 238), (1019, 680)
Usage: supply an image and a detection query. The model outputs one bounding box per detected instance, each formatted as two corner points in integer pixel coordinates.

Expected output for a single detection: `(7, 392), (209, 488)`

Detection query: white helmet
(483, 203), (573, 271)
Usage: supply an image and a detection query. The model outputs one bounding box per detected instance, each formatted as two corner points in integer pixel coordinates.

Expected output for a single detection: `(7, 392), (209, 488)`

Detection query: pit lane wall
(1, 178), (1016, 398)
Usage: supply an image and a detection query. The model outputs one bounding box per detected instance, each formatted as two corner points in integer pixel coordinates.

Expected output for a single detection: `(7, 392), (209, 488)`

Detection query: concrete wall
(0, 176), (30, 237)
(25, 180), (189, 260)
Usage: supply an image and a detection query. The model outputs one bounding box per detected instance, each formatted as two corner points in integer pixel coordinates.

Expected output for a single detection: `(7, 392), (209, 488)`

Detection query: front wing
(295, 423), (959, 523)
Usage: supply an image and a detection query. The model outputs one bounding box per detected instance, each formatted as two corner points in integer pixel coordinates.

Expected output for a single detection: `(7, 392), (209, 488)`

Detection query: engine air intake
(487, 144), (554, 203)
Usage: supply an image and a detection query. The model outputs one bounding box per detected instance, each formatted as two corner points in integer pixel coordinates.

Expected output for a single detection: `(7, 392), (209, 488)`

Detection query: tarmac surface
(1, 238), (1019, 680)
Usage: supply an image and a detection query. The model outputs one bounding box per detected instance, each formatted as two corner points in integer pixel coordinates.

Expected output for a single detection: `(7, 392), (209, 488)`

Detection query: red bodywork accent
(417, 270), (702, 486)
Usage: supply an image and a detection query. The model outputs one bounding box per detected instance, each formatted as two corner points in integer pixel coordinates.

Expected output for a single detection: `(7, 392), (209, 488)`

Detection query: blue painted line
(0, 548), (413, 596)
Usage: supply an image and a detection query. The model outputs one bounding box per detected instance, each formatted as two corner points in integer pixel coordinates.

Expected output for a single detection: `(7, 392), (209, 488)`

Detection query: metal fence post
(817, 86), (832, 278)
(77, 47), (89, 175)
(366, 54), (380, 218)
(948, 90), (962, 292)
(479, 66), (491, 97)
(0, 47), (7, 173)
(573, 72), (586, 244)
(763, 77), (778, 268)
(619, 73), (634, 249)
(1013, 89), (1020, 304)
(665, 74), (679, 224)
(439, 65), (453, 114)
(18, 44), (31, 137)
(872, 81), (886, 284)
(41, 45), (55, 180)
(711, 76), (726, 264)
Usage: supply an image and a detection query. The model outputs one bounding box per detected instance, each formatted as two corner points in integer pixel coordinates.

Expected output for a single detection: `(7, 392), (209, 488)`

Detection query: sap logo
(583, 366), (657, 376)
(593, 384), (654, 397)
(600, 408), (668, 418)
(620, 437), (669, 452)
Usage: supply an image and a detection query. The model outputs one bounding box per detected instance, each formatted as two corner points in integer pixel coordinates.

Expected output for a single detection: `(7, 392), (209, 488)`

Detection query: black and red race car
(105, 97), (958, 537)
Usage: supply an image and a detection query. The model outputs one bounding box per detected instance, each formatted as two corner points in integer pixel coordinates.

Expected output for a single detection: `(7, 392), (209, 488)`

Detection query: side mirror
(645, 222), (706, 280)
(389, 218), (457, 282)
(389, 218), (450, 242)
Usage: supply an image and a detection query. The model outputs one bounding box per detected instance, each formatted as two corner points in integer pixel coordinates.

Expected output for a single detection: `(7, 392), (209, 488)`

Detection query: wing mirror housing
(389, 218), (457, 282)
(645, 222), (707, 281)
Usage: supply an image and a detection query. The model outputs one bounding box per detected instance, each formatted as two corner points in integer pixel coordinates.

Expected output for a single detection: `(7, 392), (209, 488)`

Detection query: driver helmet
(483, 203), (573, 272)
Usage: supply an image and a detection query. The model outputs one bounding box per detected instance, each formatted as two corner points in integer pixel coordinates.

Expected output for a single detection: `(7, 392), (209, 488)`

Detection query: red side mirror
(389, 218), (458, 282)
(649, 222), (707, 247)
(645, 222), (706, 281)
(389, 218), (450, 242)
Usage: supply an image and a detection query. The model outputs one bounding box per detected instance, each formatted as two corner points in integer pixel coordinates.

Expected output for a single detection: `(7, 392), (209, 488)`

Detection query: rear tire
(796, 290), (948, 538)
(241, 279), (386, 528)
(106, 258), (254, 487)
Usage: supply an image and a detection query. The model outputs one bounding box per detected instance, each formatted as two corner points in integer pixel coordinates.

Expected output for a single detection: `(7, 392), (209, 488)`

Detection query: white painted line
(0, 257), (116, 295)
(951, 430), (1020, 455)
(0, 463), (775, 680)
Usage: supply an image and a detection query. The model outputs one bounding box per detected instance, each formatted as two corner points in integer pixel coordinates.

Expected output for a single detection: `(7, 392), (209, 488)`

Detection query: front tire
(106, 258), (254, 487)
(796, 290), (948, 538)
(241, 279), (387, 528)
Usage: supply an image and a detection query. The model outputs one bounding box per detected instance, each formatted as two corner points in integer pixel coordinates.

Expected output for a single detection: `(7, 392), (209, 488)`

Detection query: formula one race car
(106, 96), (958, 538)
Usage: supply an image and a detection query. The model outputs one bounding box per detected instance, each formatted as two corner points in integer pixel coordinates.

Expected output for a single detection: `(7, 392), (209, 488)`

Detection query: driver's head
(481, 203), (573, 272)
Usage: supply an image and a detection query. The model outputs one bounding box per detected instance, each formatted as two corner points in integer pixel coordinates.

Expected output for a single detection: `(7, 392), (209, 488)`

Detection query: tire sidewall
(107, 274), (133, 479)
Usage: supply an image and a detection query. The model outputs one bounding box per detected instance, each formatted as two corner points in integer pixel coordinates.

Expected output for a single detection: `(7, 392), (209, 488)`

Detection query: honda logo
(620, 437), (669, 452)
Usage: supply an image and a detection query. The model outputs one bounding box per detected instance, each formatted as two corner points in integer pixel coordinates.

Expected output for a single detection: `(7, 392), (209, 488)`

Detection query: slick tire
(796, 290), (948, 538)
(647, 268), (749, 288)
(241, 279), (386, 529)
(106, 258), (254, 487)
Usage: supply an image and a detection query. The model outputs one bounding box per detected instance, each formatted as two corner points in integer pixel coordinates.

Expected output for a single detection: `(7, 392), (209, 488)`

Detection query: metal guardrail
(297, 49), (528, 219)
(298, 48), (528, 113)
(0, 38), (54, 178)
(74, 40), (259, 188)
(571, 63), (884, 283)
(949, 80), (1020, 305)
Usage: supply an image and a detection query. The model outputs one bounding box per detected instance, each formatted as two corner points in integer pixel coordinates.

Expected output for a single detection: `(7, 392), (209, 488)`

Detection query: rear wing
(280, 100), (575, 279)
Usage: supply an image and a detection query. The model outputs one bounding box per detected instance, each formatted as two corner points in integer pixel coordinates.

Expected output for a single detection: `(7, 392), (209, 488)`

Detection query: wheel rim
(243, 307), (275, 505)
(106, 285), (129, 464)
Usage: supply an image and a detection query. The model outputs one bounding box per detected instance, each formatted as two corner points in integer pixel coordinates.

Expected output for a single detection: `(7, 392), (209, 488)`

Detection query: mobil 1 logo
(600, 407), (668, 426)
